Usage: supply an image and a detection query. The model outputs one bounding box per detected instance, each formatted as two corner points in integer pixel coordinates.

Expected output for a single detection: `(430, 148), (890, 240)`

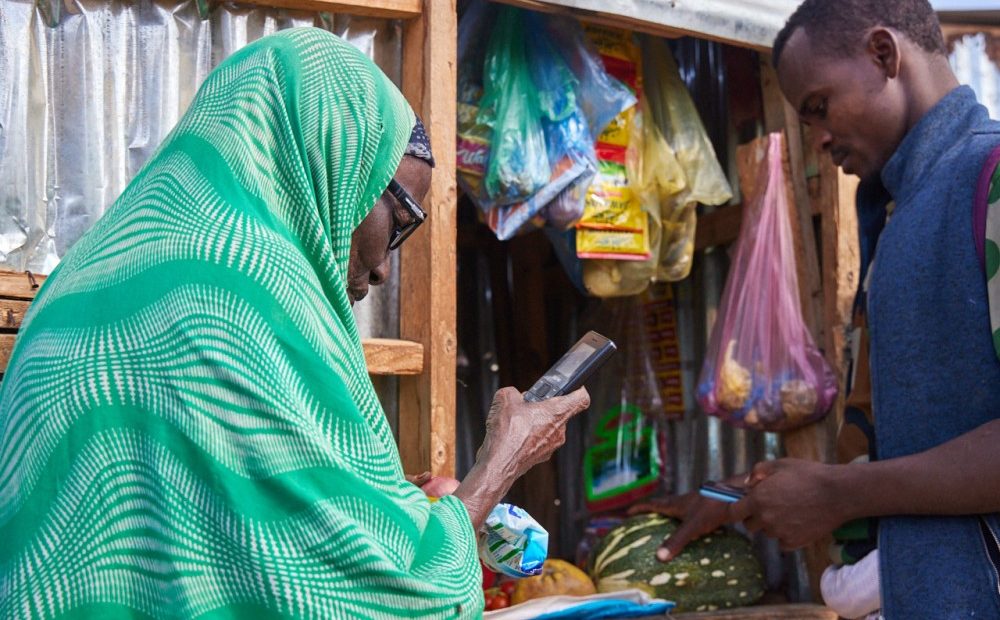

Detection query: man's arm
(732, 419), (1000, 549)
(841, 418), (1000, 517)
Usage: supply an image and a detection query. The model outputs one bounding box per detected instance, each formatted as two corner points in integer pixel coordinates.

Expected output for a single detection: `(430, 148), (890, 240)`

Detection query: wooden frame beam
(398, 0), (458, 477)
(230, 0), (421, 19)
(758, 55), (838, 601)
(694, 204), (742, 251)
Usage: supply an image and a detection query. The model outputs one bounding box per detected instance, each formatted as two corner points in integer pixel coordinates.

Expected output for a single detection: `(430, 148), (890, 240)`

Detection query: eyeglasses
(386, 179), (426, 251)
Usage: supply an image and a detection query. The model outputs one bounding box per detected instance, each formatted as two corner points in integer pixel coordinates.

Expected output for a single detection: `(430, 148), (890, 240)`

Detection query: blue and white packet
(478, 503), (549, 578)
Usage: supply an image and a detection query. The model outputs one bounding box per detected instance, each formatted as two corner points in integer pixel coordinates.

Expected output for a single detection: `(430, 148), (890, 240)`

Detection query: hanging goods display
(696, 132), (837, 431)
(457, 3), (634, 240)
(581, 36), (733, 296)
(576, 25), (649, 263)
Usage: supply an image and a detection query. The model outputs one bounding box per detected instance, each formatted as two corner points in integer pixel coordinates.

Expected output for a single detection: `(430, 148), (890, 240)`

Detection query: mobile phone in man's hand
(699, 481), (747, 503)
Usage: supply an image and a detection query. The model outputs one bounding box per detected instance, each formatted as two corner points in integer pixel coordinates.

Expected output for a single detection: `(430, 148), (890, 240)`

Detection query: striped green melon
(588, 513), (765, 613)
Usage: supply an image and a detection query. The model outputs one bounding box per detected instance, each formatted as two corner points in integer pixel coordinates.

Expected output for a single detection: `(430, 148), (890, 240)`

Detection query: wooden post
(759, 56), (837, 600)
(398, 0), (459, 477)
(819, 160), (860, 430)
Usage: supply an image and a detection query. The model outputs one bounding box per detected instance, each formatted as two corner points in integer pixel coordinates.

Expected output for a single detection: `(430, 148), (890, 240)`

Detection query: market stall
(451, 0), (863, 615)
(13, 0), (993, 617)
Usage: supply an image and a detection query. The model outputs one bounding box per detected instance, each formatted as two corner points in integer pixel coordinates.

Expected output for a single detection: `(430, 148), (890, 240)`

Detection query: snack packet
(477, 503), (549, 578)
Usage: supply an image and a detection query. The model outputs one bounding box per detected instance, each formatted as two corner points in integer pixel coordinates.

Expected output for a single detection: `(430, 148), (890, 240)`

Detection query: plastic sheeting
(0, 0), (401, 269)
(0, 0), (403, 334)
(0, 0), (404, 423)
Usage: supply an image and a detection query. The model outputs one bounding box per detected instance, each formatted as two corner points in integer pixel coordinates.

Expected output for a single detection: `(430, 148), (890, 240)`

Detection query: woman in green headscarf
(0, 28), (588, 619)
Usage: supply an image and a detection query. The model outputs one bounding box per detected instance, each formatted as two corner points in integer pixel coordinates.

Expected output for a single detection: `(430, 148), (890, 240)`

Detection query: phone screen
(554, 342), (596, 376)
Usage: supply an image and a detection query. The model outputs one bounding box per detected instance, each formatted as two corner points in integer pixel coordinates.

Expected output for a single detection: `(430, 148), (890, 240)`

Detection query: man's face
(346, 155), (431, 305)
(777, 28), (908, 179)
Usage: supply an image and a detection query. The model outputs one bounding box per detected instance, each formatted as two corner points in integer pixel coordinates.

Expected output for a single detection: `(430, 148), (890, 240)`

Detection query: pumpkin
(589, 513), (765, 613)
(510, 558), (597, 605)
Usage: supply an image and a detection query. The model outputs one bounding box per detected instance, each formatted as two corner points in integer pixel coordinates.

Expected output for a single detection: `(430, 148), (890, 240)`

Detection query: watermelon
(588, 513), (765, 613)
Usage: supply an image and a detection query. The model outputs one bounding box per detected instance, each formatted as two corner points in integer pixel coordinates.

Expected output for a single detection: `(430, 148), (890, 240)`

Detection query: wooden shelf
(672, 603), (838, 620)
(0, 335), (423, 376)
(0, 268), (424, 377)
(362, 338), (424, 375)
(0, 270), (45, 301)
(231, 0), (421, 19)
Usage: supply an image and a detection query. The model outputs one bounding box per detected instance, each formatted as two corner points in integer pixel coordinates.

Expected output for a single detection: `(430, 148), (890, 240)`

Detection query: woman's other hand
(406, 471), (461, 497)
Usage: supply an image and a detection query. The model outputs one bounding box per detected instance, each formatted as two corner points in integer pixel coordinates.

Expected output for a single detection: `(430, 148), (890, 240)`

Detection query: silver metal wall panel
(950, 32), (1000, 119)
(0, 0), (403, 340)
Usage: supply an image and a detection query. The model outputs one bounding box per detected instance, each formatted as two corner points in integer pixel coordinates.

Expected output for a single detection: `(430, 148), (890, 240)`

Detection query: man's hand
(629, 489), (738, 563)
(731, 458), (847, 550)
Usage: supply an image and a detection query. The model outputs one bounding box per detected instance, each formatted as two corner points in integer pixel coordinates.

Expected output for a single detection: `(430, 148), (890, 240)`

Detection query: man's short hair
(773, 0), (947, 68)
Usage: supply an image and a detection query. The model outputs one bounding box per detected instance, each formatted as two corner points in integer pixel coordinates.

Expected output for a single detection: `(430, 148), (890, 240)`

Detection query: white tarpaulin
(513, 0), (800, 50)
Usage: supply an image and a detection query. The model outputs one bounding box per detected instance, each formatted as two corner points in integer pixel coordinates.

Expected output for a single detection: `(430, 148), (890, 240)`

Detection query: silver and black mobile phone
(524, 331), (616, 402)
(699, 481), (747, 503)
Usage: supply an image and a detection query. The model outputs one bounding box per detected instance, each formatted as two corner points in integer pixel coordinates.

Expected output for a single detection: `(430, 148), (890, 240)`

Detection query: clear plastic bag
(642, 37), (732, 282)
(583, 298), (667, 512)
(696, 133), (837, 431)
(458, 4), (634, 239)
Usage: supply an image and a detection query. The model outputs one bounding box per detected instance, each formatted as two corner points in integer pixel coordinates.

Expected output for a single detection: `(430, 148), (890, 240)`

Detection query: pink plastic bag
(696, 133), (837, 431)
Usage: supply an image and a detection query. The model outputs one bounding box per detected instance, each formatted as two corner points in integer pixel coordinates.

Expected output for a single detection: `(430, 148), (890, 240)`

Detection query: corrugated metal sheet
(515, 0), (800, 50)
(950, 32), (1000, 118)
(0, 0), (405, 422)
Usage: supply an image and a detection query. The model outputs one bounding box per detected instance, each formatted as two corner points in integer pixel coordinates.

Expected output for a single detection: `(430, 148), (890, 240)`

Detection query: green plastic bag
(477, 7), (550, 205)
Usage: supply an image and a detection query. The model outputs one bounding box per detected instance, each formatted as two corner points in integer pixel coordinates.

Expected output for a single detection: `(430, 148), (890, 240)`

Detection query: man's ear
(867, 27), (902, 80)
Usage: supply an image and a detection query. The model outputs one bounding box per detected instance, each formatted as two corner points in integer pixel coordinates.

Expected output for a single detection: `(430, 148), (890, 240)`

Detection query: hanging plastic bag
(576, 24), (643, 254)
(642, 37), (733, 282)
(478, 7), (550, 205)
(696, 133), (836, 431)
(459, 5), (635, 239)
(582, 99), (687, 297)
(483, 14), (597, 239)
(583, 298), (667, 512)
(643, 37), (731, 210)
(456, 0), (498, 210)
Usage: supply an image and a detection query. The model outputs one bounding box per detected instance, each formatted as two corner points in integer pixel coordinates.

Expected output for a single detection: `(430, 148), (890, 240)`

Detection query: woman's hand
(477, 386), (591, 479)
(629, 488), (739, 562)
(453, 386), (590, 530)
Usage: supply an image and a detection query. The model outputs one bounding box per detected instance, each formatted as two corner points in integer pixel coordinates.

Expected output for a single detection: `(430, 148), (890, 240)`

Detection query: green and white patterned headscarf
(0, 28), (481, 619)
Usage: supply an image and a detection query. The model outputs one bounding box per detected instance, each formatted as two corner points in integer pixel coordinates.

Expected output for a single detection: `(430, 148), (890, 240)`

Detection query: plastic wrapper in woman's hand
(478, 503), (549, 578)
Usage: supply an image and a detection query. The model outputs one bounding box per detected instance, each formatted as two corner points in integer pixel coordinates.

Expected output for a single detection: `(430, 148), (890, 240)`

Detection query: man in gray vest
(637, 1), (1000, 617)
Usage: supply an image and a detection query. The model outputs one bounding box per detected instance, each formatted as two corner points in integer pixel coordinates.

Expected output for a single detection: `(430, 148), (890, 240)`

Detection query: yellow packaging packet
(576, 224), (650, 259)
